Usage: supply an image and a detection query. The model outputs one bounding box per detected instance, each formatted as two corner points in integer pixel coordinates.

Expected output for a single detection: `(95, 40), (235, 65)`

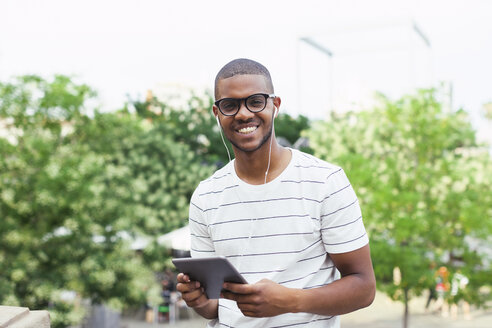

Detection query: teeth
(238, 126), (257, 134)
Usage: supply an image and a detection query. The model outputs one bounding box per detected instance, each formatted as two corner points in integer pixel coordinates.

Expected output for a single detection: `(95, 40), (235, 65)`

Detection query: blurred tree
(306, 89), (492, 328)
(131, 91), (231, 166)
(0, 76), (211, 327)
(274, 112), (310, 146)
(70, 109), (212, 241)
(483, 102), (492, 120)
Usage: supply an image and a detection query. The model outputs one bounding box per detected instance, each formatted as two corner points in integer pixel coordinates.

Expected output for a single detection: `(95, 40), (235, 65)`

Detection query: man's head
(214, 58), (274, 100)
(212, 58), (281, 153)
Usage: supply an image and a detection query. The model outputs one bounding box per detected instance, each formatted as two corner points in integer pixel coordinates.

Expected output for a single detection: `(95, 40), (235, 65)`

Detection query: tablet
(172, 256), (247, 299)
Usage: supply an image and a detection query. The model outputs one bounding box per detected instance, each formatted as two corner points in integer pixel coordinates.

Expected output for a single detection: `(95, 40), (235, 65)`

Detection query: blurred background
(0, 1), (491, 327)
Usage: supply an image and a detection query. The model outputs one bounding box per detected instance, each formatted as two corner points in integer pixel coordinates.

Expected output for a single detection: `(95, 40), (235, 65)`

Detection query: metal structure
(297, 20), (433, 117)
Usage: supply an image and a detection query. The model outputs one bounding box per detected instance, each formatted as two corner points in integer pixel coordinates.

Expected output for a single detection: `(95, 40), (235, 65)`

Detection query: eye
(220, 100), (237, 112)
(247, 95), (265, 109)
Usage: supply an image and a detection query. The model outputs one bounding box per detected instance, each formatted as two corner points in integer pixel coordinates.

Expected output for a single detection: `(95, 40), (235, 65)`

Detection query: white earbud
(274, 106), (278, 116)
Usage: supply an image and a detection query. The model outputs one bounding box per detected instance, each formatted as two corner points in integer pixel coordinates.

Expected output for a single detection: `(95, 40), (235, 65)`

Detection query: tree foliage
(307, 89), (492, 327)
(0, 76), (212, 327)
(274, 112), (310, 146)
(132, 91), (231, 166)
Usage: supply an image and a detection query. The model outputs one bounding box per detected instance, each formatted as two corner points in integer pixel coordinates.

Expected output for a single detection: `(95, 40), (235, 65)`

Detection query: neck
(233, 137), (289, 185)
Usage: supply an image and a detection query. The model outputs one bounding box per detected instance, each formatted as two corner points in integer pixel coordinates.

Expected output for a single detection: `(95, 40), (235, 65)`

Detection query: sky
(1, 0), (492, 142)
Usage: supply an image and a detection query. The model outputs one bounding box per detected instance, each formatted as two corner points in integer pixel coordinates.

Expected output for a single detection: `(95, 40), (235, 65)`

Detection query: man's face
(213, 74), (279, 153)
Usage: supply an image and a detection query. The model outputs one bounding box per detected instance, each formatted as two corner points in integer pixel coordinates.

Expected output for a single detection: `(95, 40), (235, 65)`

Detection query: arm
(295, 244), (376, 315)
(176, 273), (218, 319)
(179, 191), (219, 319)
(221, 244), (375, 317)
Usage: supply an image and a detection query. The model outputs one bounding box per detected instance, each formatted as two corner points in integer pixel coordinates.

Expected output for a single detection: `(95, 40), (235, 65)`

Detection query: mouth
(237, 126), (258, 134)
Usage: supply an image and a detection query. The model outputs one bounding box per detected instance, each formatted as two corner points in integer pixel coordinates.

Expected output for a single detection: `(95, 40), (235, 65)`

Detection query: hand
(176, 273), (210, 309)
(221, 279), (296, 317)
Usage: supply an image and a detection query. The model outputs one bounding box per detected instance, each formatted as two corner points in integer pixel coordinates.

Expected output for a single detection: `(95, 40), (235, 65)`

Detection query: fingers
(221, 289), (260, 305)
(177, 281), (201, 294)
(176, 273), (190, 283)
(221, 283), (242, 302)
(183, 287), (209, 308)
(176, 274), (199, 293)
(222, 279), (285, 318)
(222, 282), (263, 303)
(220, 290), (238, 302)
(221, 290), (260, 317)
(223, 282), (253, 294)
(176, 273), (209, 308)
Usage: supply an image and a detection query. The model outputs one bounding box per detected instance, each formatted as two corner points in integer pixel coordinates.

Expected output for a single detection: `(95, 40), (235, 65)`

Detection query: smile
(237, 126), (257, 134)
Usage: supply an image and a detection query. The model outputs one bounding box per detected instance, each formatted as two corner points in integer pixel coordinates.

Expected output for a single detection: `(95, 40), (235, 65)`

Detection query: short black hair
(214, 58), (274, 99)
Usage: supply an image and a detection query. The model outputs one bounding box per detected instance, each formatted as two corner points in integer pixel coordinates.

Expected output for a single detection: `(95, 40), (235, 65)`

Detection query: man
(176, 58), (375, 327)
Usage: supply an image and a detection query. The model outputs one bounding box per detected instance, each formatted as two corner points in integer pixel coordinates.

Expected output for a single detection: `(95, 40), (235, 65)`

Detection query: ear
(212, 105), (219, 118)
(273, 97), (281, 118)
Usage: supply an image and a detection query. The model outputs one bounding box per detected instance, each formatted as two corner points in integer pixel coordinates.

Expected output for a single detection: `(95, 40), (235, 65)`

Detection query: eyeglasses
(214, 93), (276, 116)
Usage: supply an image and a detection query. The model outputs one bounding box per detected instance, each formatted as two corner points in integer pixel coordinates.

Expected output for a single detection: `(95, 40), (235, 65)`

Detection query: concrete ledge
(0, 306), (50, 328)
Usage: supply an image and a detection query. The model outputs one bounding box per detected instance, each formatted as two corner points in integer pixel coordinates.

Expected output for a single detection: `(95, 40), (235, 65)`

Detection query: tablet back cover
(172, 256), (246, 299)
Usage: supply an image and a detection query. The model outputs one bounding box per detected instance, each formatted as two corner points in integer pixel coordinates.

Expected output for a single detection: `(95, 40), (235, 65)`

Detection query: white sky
(1, 0), (492, 142)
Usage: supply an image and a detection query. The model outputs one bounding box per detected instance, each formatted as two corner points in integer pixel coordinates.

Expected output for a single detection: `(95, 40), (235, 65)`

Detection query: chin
(228, 126), (273, 154)
(232, 136), (272, 153)
(231, 142), (260, 153)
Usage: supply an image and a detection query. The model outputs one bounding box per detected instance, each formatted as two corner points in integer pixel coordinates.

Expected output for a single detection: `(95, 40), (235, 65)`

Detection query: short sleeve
(189, 188), (216, 258)
(320, 168), (369, 254)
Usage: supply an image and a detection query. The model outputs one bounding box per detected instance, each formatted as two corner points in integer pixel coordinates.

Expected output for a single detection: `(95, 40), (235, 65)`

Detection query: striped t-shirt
(189, 149), (369, 328)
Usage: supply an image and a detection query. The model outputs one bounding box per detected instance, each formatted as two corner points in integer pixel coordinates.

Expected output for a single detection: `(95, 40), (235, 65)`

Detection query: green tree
(70, 109), (212, 239)
(306, 89), (492, 328)
(274, 113), (310, 146)
(132, 91), (232, 166)
(0, 76), (212, 327)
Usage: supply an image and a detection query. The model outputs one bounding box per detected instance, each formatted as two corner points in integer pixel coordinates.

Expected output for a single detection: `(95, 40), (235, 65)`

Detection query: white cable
(264, 133), (273, 184)
(216, 116), (232, 163)
(264, 107), (276, 184)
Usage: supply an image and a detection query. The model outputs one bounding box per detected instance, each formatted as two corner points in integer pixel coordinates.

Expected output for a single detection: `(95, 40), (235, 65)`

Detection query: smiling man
(176, 58), (376, 327)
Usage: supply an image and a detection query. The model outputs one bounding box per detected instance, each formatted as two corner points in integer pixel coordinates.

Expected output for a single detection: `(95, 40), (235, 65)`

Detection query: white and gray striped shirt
(189, 149), (369, 328)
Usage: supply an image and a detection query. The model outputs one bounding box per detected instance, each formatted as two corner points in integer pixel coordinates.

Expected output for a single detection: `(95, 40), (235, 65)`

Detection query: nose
(234, 100), (254, 121)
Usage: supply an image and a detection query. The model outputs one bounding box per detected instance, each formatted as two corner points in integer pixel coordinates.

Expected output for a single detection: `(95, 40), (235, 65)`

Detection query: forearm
(291, 272), (375, 316)
(193, 299), (219, 319)
(221, 246), (375, 318)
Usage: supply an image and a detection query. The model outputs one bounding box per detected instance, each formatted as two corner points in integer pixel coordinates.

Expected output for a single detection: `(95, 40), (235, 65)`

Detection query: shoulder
(192, 161), (234, 201)
(289, 150), (355, 198)
(291, 149), (344, 180)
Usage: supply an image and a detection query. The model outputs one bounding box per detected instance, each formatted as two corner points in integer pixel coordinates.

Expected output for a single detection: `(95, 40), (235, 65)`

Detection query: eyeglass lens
(219, 94), (267, 115)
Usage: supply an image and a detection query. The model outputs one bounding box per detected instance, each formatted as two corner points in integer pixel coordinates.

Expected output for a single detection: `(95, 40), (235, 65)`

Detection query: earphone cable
(264, 108), (276, 184)
(217, 119), (232, 163)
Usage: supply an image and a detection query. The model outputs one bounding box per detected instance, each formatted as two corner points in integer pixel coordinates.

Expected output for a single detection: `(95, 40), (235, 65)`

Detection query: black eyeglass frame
(214, 93), (276, 116)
